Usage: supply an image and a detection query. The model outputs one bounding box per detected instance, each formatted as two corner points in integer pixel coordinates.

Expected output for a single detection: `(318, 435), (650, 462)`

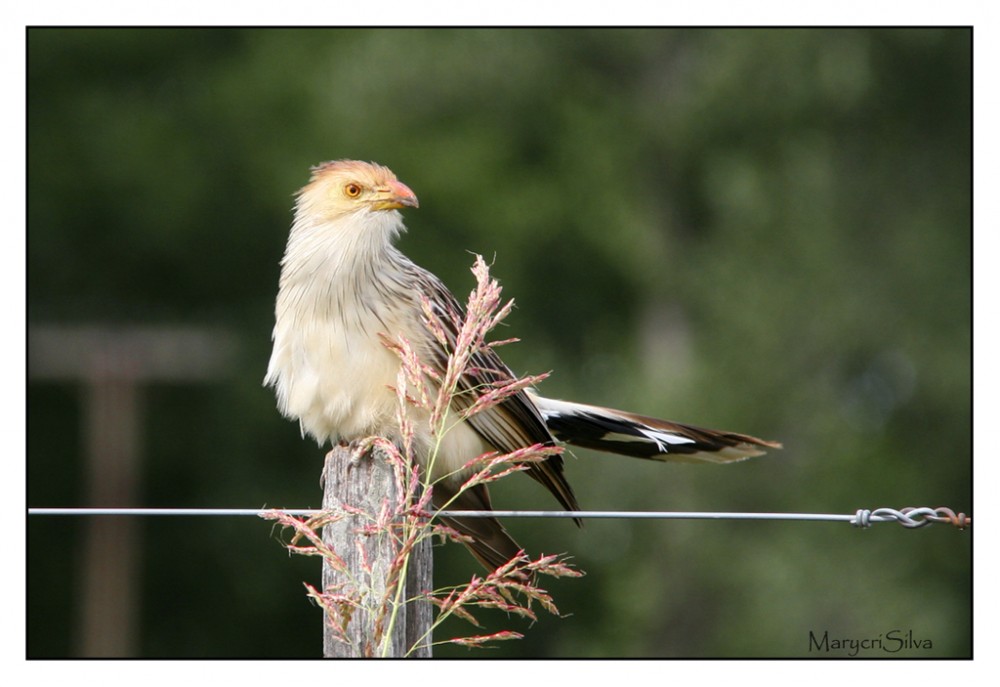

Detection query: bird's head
(297, 160), (419, 222)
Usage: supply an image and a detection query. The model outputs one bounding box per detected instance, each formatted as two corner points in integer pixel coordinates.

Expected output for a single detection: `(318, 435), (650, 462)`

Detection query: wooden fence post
(321, 445), (433, 657)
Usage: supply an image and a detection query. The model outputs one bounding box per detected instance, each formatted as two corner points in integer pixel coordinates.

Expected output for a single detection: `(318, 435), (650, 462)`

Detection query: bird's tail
(433, 480), (525, 571)
(531, 394), (781, 464)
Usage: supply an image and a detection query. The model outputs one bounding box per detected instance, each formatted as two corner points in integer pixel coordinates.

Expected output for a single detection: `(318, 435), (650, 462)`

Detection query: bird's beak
(373, 180), (419, 211)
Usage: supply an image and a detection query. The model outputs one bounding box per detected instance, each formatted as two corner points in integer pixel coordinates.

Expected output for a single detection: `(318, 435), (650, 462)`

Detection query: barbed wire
(27, 506), (970, 529)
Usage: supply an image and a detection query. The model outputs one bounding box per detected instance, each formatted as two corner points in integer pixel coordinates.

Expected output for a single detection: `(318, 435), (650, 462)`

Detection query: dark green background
(27, 28), (971, 658)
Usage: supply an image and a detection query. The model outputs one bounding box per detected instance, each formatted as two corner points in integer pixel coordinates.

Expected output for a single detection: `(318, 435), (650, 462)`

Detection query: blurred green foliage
(27, 28), (970, 658)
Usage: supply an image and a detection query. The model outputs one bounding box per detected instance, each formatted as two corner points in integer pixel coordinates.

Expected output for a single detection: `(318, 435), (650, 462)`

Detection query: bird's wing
(409, 265), (580, 514)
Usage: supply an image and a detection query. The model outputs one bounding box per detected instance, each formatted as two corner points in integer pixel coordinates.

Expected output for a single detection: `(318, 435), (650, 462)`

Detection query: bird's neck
(275, 209), (411, 323)
(283, 208), (403, 280)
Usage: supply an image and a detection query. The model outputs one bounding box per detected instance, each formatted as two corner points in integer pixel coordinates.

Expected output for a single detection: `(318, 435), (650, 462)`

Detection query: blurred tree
(28, 27), (969, 658)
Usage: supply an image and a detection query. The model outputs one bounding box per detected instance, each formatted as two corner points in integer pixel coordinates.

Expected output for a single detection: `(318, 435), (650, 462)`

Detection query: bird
(265, 159), (781, 570)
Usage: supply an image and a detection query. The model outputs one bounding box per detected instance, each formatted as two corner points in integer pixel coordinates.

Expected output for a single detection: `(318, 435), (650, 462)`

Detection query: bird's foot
(345, 439), (370, 470)
(320, 440), (370, 487)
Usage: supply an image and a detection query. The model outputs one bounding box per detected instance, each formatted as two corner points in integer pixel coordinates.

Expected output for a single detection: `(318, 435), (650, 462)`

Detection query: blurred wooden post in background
(29, 326), (235, 657)
(321, 445), (432, 657)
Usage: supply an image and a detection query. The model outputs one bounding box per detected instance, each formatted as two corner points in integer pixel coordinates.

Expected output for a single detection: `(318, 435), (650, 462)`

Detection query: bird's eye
(344, 183), (362, 198)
